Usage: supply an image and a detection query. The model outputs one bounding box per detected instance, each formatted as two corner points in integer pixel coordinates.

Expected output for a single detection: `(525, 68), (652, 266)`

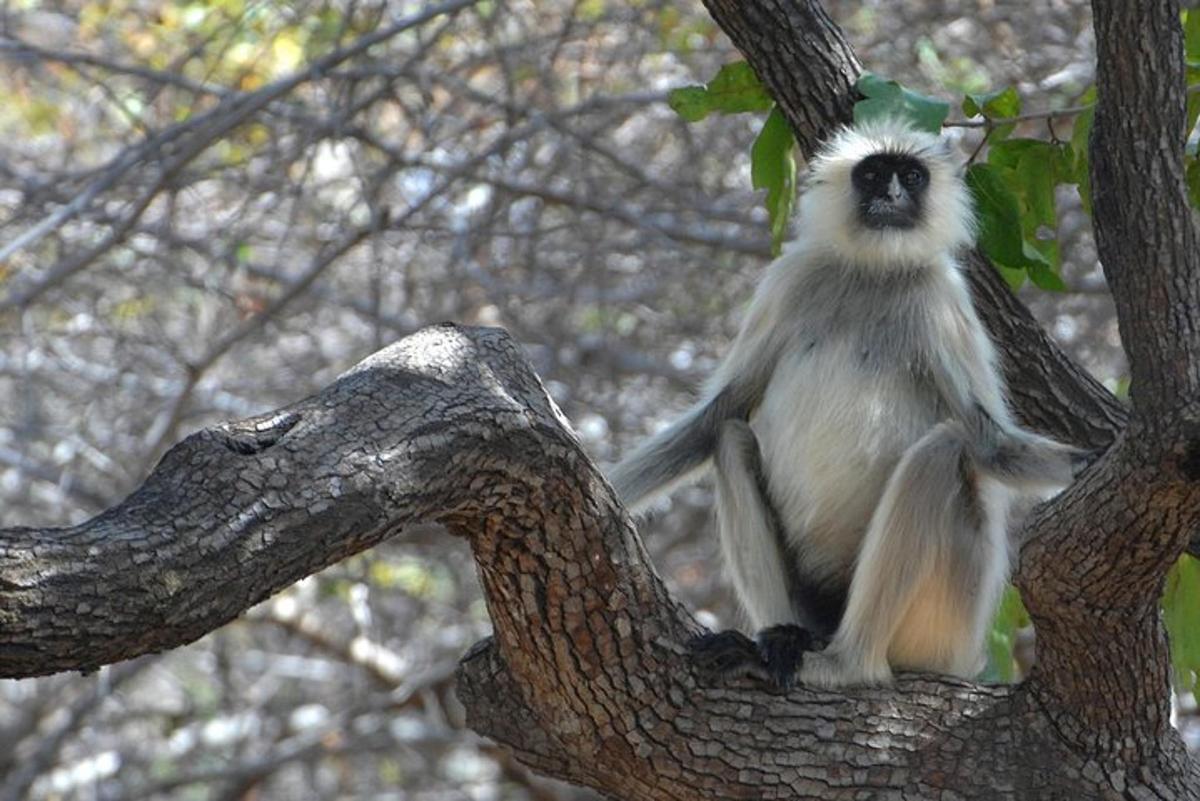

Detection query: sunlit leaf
(853, 72), (949, 133)
(962, 86), (1021, 120)
(985, 586), (1029, 682)
(1186, 157), (1200, 209)
(1028, 262), (1067, 291)
(1164, 555), (1200, 692)
(1185, 8), (1200, 63)
(271, 33), (304, 74)
(579, 0), (606, 21)
(751, 107), (796, 256)
(667, 61), (772, 122)
(113, 296), (155, 322)
(17, 96), (61, 134)
(1187, 65), (1200, 141)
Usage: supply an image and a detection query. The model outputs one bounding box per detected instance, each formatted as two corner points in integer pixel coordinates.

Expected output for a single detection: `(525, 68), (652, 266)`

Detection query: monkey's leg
(690, 420), (815, 687)
(800, 422), (1009, 688)
(713, 420), (796, 629)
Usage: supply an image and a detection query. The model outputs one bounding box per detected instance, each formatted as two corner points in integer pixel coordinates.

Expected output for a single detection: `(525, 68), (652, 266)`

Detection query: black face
(850, 153), (929, 230)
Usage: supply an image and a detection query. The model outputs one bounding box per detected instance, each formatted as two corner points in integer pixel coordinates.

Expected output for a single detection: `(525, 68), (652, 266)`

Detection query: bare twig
(0, 0), (479, 297)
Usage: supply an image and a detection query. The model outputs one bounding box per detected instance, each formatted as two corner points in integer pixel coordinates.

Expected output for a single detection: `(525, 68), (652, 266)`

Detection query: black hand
(688, 630), (768, 683)
(756, 624), (814, 690)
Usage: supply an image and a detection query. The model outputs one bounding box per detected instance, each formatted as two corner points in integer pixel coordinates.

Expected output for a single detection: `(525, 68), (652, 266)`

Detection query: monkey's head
(797, 118), (975, 269)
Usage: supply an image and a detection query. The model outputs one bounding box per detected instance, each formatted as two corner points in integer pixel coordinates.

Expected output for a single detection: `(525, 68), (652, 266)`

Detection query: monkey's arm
(932, 297), (1084, 493)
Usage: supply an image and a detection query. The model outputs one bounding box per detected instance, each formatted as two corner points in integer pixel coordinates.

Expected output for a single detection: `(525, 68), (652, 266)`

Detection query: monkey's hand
(688, 630), (771, 684)
(688, 626), (822, 690)
(756, 624), (816, 689)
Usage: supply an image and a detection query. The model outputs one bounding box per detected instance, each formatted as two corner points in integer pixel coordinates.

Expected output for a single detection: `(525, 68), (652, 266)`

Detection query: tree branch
(1009, 0), (1200, 757)
(0, 324), (609, 676)
(0, 324), (1048, 797)
(1089, 0), (1200, 421)
(0, 0), (479, 310)
(2, 323), (1196, 798)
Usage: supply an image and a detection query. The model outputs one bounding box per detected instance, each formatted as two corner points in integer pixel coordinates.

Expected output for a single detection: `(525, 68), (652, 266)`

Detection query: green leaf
(986, 138), (1051, 172)
(667, 87), (713, 122)
(1187, 65), (1200, 141)
(992, 139), (1036, 170)
(1052, 141), (1078, 181)
(1070, 102), (1096, 213)
(1186, 157), (1200, 209)
(1015, 148), (1058, 228)
(985, 586), (1029, 682)
(1185, 8), (1200, 63)
(1164, 555), (1200, 692)
(997, 264), (1027, 290)
(751, 107), (797, 256)
(667, 61), (772, 122)
(986, 121), (1017, 144)
(962, 86), (1021, 120)
(853, 72), (949, 134)
(973, 139), (1067, 288)
(1028, 262), (1067, 291)
(967, 163), (1040, 273)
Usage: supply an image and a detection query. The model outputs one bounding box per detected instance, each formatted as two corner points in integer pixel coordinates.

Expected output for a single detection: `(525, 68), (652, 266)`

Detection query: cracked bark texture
(2, 1), (1200, 799)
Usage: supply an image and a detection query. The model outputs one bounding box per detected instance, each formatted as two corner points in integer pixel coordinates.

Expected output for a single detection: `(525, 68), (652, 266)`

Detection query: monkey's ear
(798, 166), (824, 191)
(930, 131), (968, 173)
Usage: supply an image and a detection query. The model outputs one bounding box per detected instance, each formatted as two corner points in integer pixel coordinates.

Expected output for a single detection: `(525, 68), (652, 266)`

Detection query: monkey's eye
(901, 169), (925, 187)
(862, 170), (878, 183)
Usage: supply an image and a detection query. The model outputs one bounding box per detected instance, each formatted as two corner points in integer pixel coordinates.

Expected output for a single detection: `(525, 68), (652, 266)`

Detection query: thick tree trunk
(3, 0), (1200, 798)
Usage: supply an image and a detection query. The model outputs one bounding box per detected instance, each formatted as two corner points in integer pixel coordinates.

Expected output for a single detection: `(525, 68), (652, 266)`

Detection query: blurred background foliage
(0, 0), (1188, 799)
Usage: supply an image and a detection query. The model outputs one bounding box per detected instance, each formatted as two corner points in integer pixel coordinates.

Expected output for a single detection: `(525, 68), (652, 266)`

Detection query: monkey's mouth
(860, 201), (918, 230)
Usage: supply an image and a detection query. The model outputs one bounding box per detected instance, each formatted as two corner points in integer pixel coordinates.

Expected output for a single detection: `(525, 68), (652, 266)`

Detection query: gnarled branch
(8, 323), (1191, 798)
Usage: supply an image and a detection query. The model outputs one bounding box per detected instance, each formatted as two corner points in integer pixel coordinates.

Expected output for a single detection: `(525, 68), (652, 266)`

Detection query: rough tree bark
(2, 1), (1199, 799)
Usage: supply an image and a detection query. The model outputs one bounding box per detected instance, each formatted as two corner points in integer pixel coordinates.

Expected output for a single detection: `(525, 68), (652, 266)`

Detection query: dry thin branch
(0, 0), (480, 308)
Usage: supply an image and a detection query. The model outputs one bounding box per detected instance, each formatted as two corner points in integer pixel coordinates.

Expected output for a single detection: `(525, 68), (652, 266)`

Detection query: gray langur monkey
(609, 118), (1083, 689)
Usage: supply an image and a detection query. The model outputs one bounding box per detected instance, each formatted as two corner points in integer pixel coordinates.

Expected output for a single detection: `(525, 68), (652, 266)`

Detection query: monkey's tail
(608, 400), (720, 511)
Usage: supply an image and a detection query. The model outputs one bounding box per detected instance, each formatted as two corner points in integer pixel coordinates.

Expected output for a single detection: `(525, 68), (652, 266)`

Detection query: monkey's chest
(751, 338), (943, 580)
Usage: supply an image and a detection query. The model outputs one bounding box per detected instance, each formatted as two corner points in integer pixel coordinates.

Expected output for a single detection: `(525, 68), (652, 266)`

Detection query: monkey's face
(796, 119), (975, 268)
(850, 153), (929, 231)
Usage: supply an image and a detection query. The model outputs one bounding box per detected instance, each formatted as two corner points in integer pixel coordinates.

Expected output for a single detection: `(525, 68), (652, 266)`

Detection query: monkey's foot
(688, 630), (770, 684)
(755, 624), (814, 689)
(798, 648), (893, 688)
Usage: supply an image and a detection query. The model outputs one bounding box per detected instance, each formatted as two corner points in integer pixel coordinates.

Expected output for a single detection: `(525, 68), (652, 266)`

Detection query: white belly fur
(752, 339), (940, 585)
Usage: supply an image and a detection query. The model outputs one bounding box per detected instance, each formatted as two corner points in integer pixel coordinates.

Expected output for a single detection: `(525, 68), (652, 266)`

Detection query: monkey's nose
(886, 174), (904, 201)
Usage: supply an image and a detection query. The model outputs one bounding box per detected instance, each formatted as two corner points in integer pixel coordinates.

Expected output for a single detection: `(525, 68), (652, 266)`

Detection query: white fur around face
(795, 119), (975, 269)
